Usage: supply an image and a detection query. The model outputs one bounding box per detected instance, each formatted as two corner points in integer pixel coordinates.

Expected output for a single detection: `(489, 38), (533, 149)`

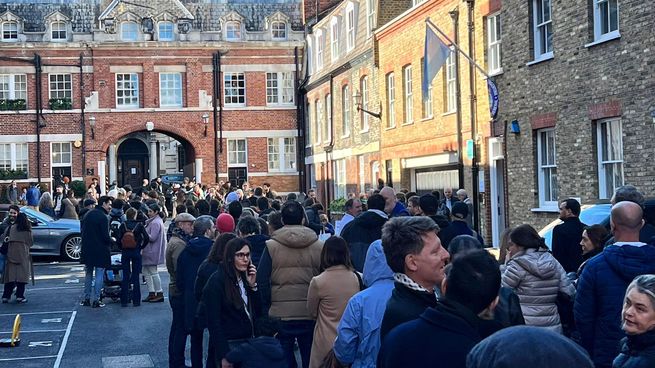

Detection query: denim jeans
(120, 250), (142, 305)
(84, 265), (104, 302)
(277, 319), (315, 368)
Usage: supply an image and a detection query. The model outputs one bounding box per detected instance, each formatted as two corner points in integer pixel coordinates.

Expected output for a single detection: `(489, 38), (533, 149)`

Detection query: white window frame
(224, 73), (245, 106)
(51, 21), (66, 41)
(51, 142), (72, 167)
(413, 0), (428, 6)
(358, 155), (365, 194)
(532, 0), (553, 61)
(487, 13), (502, 74)
(330, 17), (340, 62)
(271, 21), (287, 40)
(0, 143), (28, 172)
(115, 73), (139, 108)
(342, 85), (351, 137)
(0, 74), (27, 101)
(315, 99), (323, 145)
(593, 0), (619, 42)
(597, 118), (624, 199)
(403, 65), (413, 124)
(445, 52), (456, 113)
(159, 72), (182, 107)
(268, 137), (296, 172)
(1, 21), (18, 42)
(306, 36), (314, 75)
(121, 22), (138, 41)
(227, 139), (247, 167)
(305, 102), (313, 148)
(346, 2), (355, 51)
(360, 76), (370, 132)
(334, 159), (347, 200)
(49, 73), (72, 101)
(366, 0), (376, 38)
(266, 72), (294, 105)
(371, 160), (380, 188)
(324, 94), (331, 143)
(537, 128), (558, 208)
(387, 73), (395, 128)
(158, 21), (174, 41)
(315, 29), (325, 70)
(226, 21), (242, 41)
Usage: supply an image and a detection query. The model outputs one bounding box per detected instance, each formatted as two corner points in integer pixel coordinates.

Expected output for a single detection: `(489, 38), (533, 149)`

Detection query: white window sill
(526, 53), (554, 66)
(385, 126), (396, 130)
(115, 106), (140, 110)
(359, 129), (369, 134)
(531, 207), (559, 213)
(585, 32), (621, 48)
(488, 68), (504, 77)
(341, 133), (350, 139)
(225, 104), (246, 108)
(420, 116), (433, 122)
(401, 121), (414, 126)
(442, 111), (456, 117)
(159, 105), (183, 109)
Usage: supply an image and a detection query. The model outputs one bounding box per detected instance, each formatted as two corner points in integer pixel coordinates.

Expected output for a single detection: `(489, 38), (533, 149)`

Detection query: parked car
(539, 203), (611, 248)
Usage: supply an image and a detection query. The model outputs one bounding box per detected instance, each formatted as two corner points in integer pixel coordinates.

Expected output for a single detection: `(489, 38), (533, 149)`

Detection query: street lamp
(89, 116), (96, 140)
(353, 91), (382, 120)
(202, 113), (210, 137)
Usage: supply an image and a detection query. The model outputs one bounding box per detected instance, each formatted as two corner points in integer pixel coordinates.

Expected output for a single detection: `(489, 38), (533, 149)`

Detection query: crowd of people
(3, 176), (655, 368)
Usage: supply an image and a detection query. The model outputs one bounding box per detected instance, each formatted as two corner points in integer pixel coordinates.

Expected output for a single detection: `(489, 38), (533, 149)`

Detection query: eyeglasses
(235, 252), (251, 259)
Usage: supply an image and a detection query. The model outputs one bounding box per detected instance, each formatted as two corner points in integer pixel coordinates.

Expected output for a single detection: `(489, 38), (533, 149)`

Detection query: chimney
(302, 0), (342, 24)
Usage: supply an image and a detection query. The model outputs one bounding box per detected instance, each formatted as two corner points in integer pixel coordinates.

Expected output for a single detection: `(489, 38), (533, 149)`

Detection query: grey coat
(501, 248), (574, 333)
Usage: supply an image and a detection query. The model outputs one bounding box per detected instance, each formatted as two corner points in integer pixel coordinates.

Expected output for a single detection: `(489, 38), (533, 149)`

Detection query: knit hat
(216, 213), (235, 233)
(174, 213), (196, 223)
(225, 191), (239, 204)
(451, 202), (469, 220)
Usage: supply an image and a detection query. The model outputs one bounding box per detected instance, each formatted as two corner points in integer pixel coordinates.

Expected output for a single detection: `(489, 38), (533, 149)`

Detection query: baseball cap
(175, 212), (196, 223)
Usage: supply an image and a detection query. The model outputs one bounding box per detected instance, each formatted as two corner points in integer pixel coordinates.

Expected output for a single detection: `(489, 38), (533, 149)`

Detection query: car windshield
(539, 203), (611, 248)
(22, 208), (53, 222)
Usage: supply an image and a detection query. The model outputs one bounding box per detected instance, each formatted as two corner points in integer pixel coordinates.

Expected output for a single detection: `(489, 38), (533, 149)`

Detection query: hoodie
(575, 243), (655, 368)
(225, 336), (286, 368)
(501, 248), (574, 332)
(341, 210), (389, 272)
(334, 240), (394, 368)
(176, 236), (213, 331)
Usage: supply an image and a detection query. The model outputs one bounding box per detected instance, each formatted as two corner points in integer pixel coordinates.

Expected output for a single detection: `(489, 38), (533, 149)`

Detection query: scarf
(394, 273), (435, 294)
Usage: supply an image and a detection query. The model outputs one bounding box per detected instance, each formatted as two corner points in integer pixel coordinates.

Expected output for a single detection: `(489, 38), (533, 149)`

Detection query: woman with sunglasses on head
(201, 237), (261, 368)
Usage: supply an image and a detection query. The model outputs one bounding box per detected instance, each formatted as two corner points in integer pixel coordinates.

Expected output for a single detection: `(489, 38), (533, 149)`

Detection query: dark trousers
(277, 319), (315, 368)
(169, 295), (187, 368)
(120, 250), (142, 305)
(2, 282), (26, 299)
(190, 328), (203, 368)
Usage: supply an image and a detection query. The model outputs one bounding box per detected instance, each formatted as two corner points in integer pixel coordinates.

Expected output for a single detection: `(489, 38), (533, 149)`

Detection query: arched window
(271, 21), (286, 40)
(225, 21), (241, 41)
(121, 22), (138, 41)
(158, 21), (174, 41)
(1, 22), (18, 42)
(51, 21), (66, 41)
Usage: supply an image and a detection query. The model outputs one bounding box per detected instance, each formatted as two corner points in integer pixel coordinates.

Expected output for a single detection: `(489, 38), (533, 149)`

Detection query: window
(537, 129), (558, 208)
(324, 94), (331, 142)
(49, 74), (72, 100)
(121, 22), (138, 41)
(346, 4), (355, 51)
(445, 52), (456, 113)
(386, 73), (395, 128)
(227, 139), (247, 166)
(159, 22), (174, 41)
(330, 18), (339, 61)
(0, 74), (27, 101)
(51, 142), (72, 166)
(413, 0), (428, 6)
(487, 14), (502, 74)
(226, 21), (241, 40)
(315, 99), (323, 145)
(593, 0), (619, 41)
(0, 143), (28, 171)
(51, 21), (66, 41)
(342, 85), (351, 137)
(334, 159), (347, 200)
(266, 72), (294, 105)
(224, 73), (245, 105)
(403, 65), (413, 123)
(360, 76), (370, 132)
(268, 137), (296, 172)
(421, 59), (433, 119)
(532, 0), (553, 60)
(316, 30), (325, 70)
(306, 36), (314, 75)
(1, 22), (18, 41)
(597, 118), (624, 199)
(115, 73), (139, 108)
(306, 102), (312, 147)
(366, 0), (376, 37)
(271, 21), (286, 40)
(371, 160), (380, 187)
(159, 73), (182, 107)
(358, 155), (365, 193)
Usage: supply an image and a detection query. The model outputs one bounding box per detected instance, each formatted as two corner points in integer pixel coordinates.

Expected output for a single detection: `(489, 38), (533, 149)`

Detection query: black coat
(116, 220), (149, 250)
(177, 236), (213, 332)
(380, 281), (438, 341)
(493, 287), (525, 328)
(613, 330), (655, 368)
(80, 206), (112, 268)
(438, 220), (484, 249)
(194, 259), (220, 330)
(341, 211), (388, 272)
(552, 217), (586, 273)
(224, 336), (286, 368)
(245, 234), (269, 267)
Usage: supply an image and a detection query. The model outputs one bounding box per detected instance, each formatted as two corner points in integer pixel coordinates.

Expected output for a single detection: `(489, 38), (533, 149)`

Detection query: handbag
(0, 227), (10, 256)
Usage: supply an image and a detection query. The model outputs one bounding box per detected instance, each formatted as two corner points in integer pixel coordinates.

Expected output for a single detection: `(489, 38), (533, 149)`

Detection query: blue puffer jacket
(574, 243), (655, 368)
(333, 240), (394, 368)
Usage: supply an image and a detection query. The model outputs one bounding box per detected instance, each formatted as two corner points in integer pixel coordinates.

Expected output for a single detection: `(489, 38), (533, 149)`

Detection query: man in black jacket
(552, 198), (585, 273)
(340, 194), (388, 272)
(80, 196), (113, 308)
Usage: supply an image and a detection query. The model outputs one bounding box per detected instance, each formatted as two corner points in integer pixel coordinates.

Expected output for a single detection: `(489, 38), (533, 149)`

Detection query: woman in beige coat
(307, 236), (361, 368)
(2, 209), (33, 304)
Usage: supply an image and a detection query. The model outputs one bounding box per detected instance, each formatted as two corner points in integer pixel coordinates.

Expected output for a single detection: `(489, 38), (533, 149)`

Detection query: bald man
(574, 201), (655, 368)
(379, 187), (409, 218)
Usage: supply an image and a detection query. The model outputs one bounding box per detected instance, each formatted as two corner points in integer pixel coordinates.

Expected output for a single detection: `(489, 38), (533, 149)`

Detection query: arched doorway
(117, 138), (149, 189)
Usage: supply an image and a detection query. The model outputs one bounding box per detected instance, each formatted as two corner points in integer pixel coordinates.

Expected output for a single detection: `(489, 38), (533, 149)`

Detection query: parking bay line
(0, 355), (58, 362)
(27, 286), (83, 291)
(0, 310), (73, 317)
(0, 329), (67, 334)
(53, 310), (76, 368)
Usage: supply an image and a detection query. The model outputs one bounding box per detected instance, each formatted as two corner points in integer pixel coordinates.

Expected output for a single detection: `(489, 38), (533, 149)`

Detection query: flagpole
(426, 18), (490, 80)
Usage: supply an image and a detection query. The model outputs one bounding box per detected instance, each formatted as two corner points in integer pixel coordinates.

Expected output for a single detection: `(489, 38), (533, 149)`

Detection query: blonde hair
(626, 274), (655, 309)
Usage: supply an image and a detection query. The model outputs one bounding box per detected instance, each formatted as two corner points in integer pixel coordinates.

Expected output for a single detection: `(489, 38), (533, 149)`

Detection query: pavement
(0, 257), (174, 368)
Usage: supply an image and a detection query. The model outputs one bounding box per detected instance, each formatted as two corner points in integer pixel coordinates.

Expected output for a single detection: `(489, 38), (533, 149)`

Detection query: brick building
(493, 0), (655, 231)
(0, 0), (304, 195)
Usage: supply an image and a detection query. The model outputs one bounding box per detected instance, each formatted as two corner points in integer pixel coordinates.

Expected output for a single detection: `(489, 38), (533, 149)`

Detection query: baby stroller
(100, 253), (123, 302)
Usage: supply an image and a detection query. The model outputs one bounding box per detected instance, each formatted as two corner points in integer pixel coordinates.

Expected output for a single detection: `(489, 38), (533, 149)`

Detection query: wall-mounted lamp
(509, 120), (520, 135)
(145, 121), (154, 132)
(353, 91), (382, 120)
(89, 116), (96, 140)
(202, 113), (210, 137)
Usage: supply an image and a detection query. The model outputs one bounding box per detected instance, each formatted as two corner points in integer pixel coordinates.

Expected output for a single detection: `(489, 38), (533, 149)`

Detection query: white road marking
(53, 310), (76, 368)
(29, 341), (54, 347)
(0, 355), (57, 362)
(65, 279), (80, 284)
(41, 318), (63, 323)
(0, 310), (73, 317)
(27, 286), (82, 291)
(0, 329), (67, 334)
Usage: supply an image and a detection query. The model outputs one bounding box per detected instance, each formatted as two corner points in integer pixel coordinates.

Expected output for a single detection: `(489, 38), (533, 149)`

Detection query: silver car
(21, 208), (82, 261)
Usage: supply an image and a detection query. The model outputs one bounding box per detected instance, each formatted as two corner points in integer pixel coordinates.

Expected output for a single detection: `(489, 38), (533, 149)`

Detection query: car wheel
(62, 235), (82, 262)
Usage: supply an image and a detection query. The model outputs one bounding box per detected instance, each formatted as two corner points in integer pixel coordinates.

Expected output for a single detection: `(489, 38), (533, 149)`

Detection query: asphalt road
(0, 257), (175, 368)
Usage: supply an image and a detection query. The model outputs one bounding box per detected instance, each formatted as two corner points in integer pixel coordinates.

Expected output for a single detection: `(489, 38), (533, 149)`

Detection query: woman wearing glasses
(201, 237), (262, 367)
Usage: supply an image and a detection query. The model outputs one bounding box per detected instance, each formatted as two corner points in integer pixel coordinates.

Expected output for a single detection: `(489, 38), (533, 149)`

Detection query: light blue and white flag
(423, 23), (451, 99)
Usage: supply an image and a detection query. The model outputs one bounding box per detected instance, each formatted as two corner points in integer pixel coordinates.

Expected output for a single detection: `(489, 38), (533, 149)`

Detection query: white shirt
(335, 213), (355, 236)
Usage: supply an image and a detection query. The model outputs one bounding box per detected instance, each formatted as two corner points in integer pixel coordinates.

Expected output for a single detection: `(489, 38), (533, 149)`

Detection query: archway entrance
(117, 138), (148, 189)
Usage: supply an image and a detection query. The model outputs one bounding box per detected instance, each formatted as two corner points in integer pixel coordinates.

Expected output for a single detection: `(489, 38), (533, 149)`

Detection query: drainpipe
(212, 52), (221, 183)
(80, 53), (86, 181)
(450, 10), (464, 189)
(295, 47), (305, 193)
(34, 54), (42, 184)
(466, 0), (480, 233)
(326, 74), (335, 208)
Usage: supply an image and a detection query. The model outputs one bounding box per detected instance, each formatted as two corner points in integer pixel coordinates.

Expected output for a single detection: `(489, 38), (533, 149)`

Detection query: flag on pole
(423, 22), (451, 100)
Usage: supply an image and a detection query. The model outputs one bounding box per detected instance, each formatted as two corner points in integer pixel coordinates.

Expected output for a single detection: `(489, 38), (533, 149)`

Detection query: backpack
(109, 215), (123, 241)
(121, 226), (138, 249)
